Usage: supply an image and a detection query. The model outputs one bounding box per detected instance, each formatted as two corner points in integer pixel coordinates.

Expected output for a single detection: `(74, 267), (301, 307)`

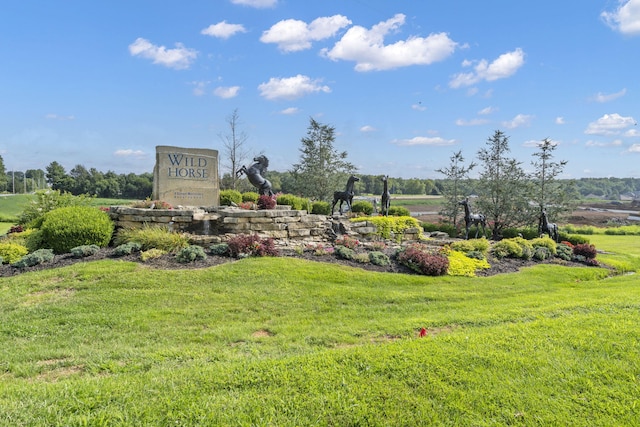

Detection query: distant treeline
(2, 163), (640, 201)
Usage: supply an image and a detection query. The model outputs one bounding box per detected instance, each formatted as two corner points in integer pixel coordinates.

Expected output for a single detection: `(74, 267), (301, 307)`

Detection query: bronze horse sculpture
(539, 208), (559, 242)
(236, 155), (274, 196)
(331, 175), (359, 215)
(381, 175), (390, 216)
(458, 198), (486, 239)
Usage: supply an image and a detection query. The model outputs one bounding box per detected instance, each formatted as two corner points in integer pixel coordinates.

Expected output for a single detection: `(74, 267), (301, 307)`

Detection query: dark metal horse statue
(539, 208), (559, 242)
(458, 198), (486, 239)
(236, 155), (274, 196)
(381, 175), (390, 216)
(331, 175), (359, 215)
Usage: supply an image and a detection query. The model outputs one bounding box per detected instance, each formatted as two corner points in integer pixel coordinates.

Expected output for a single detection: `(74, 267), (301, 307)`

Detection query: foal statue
(381, 175), (390, 216)
(539, 208), (559, 242)
(458, 198), (486, 239)
(331, 175), (359, 215)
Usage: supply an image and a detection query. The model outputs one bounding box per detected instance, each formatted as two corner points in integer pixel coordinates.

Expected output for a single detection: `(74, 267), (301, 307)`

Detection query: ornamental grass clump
(114, 225), (189, 252)
(396, 243), (449, 276)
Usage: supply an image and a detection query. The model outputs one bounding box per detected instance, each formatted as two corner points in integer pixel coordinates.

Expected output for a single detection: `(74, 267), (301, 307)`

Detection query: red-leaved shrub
(257, 195), (276, 210)
(396, 244), (449, 276)
(227, 234), (279, 258)
(573, 243), (597, 259)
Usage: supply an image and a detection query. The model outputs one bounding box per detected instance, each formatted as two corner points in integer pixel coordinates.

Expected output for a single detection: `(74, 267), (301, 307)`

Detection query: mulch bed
(0, 246), (576, 278)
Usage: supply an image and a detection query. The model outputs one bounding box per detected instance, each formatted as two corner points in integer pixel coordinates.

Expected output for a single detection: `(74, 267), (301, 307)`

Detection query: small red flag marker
(419, 327), (427, 337)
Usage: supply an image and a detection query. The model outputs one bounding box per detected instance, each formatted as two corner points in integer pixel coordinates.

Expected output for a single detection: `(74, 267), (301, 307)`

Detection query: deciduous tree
(436, 150), (476, 227)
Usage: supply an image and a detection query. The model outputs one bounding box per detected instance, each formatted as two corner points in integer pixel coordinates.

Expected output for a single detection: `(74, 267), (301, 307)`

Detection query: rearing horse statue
(458, 198), (486, 239)
(381, 175), (390, 216)
(331, 175), (359, 215)
(236, 155), (274, 196)
(539, 208), (559, 242)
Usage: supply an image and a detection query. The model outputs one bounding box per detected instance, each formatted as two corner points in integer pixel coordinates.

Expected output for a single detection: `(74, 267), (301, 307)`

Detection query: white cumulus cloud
(629, 143), (640, 152)
(322, 13), (458, 71)
(601, 0), (640, 35)
(449, 48), (525, 88)
(129, 38), (198, 70)
(114, 149), (146, 157)
(201, 21), (247, 39)
(391, 136), (455, 146)
(360, 125), (376, 132)
(258, 75), (330, 100)
(585, 113), (636, 135)
(502, 114), (533, 129)
(261, 15), (351, 52)
(592, 88), (627, 103)
(213, 86), (241, 99)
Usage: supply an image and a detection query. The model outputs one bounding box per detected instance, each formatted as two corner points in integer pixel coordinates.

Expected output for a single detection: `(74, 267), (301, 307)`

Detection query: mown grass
(1, 235), (639, 426)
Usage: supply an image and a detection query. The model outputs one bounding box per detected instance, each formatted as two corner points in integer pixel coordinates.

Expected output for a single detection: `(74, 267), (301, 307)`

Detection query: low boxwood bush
(555, 242), (573, 261)
(39, 206), (114, 254)
(533, 246), (552, 261)
(351, 201), (373, 215)
(70, 245), (100, 258)
(114, 225), (189, 252)
(351, 216), (422, 241)
(396, 243), (449, 276)
(558, 232), (590, 245)
(176, 245), (207, 263)
(449, 238), (490, 255)
(0, 242), (29, 264)
(114, 242), (142, 256)
(12, 249), (55, 268)
(334, 245), (356, 260)
(501, 227), (539, 240)
(242, 192), (260, 203)
(369, 251), (390, 266)
(387, 206), (411, 217)
(220, 189), (243, 206)
(422, 222), (457, 238)
(311, 201), (330, 215)
(209, 243), (230, 256)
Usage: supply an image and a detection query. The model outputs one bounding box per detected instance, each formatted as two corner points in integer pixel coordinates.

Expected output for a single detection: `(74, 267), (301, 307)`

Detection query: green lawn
(1, 236), (639, 425)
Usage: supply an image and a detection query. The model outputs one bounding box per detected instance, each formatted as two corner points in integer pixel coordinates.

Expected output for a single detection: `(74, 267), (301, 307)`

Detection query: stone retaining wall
(109, 206), (425, 245)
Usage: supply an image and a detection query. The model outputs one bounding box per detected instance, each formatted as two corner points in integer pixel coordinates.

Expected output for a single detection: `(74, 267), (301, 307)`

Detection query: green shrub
(353, 253), (370, 263)
(492, 237), (534, 260)
(563, 224), (596, 235)
(0, 242), (29, 264)
(12, 249), (55, 268)
(502, 227), (539, 240)
(387, 206), (411, 217)
(558, 232), (590, 245)
(573, 243), (597, 260)
(351, 201), (373, 215)
(220, 190), (243, 206)
(23, 229), (45, 253)
(176, 245), (207, 263)
(18, 190), (94, 227)
(311, 201), (331, 215)
(422, 222), (458, 238)
(446, 249), (490, 277)
(114, 225), (189, 252)
(533, 246), (552, 261)
(70, 245), (100, 258)
(242, 192), (260, 203)
(531, 236), (557, 256)
(351, 216), (422, 241)
(334, 235), (360, 249)
(114, 242), (142, 256)
(396, 243), (449, 276)
(555, 243), (573, 261)
(140, 248), (167, 261)
(209, 243), (230, 256)
(276, 194), (310, 211)
(39, 206), (114, 254)
(449, 238), (490, 255)
(369, 251), (390, 266)
(334, 245), (356, 260)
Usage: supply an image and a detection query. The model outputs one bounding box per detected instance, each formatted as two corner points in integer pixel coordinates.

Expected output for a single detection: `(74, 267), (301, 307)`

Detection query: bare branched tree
(219, 108), (249, 190)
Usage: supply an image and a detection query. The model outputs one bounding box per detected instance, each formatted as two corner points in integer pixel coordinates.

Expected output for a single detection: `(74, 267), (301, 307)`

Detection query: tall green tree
(475, 130), (533, 240)
(436, 150), (476, 227)
(290, 118), (356, 201)
(530, 138), (574, 222)
(46, 161), (72, 191)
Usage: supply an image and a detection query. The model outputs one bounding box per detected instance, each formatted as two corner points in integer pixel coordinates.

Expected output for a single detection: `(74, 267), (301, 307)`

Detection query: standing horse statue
(539, 208), (559, 242)
(331, 175), (359, 215)
(236, 155), (274, 196)
(458, 198), (486, 239)
(381, 175), (391, 216)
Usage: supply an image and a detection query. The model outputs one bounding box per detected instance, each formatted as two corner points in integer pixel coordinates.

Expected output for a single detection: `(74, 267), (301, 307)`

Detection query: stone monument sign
(152, 145), (219, 207)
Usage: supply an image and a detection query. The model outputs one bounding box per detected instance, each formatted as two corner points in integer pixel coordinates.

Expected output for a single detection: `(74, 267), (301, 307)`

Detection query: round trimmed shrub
(220, 189), (242, 206)
(176, 245), (207, 263)
(40, 206), (114, 254)
(311, 201), (330, 215)
(351, 201), (373, 215)
(0, 242), (29, 264)
(242, 192), (260, 203)
(387, 206), (411, 217)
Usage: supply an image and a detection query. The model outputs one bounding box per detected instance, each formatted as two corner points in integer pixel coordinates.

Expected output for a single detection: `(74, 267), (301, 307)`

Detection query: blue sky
(1, 0), (639, 179)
